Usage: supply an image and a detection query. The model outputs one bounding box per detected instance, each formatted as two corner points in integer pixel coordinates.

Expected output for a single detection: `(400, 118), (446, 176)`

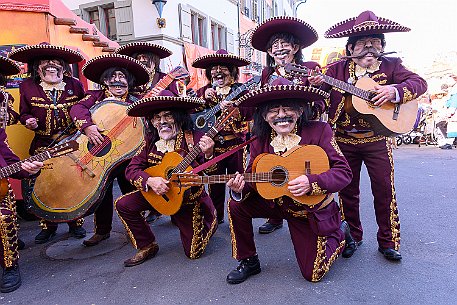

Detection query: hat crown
(215, 49), (229, 55)
(159, 90), (175, 97)
(270, 77), (293, 86)
(354, 11), (379, 30)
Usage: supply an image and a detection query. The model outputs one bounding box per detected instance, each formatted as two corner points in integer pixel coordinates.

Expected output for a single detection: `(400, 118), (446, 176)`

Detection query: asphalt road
(1, 144), (456, 305)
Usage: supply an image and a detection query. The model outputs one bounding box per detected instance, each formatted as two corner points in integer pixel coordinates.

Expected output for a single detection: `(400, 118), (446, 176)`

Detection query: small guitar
(285, 63), (418, 136)
(190, 76), (261, 132)
(0, 140), (78, 201)
(141, 108), (239, 215)
(143, 66), (189, 98)
(170, 145), (330, 206)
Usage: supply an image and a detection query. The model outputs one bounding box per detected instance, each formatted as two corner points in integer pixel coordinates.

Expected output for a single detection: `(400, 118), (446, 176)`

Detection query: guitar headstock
(170, 173), (201, 187)
(284, 63), (310, 77)
(213, 107), (239, 132)
(47, 140), (79, 157)
(169, 66), (189, 80)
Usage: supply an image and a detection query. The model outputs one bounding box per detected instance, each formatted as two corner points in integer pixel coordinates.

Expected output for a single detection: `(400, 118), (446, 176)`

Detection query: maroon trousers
(0, 191), (19, 268)
(337, 138), (401, 250)
(228, 194), (345, 282)
(210, 138), (245, 222)
(116, 190), (217, 259)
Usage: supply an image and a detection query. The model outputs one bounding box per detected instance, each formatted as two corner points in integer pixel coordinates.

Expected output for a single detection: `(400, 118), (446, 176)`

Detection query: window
(191, 12), (207, 47)
(211, 22), (227, 51)
(252, 0), (258, 22)
(84, 4), (117, 40)
(104, 7), (117, 40)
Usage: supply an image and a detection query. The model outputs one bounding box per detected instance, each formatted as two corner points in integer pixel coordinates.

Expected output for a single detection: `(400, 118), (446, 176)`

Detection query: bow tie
(155, 138), (176, 153)
(354, 60), (382, 78)
(270, 133), (302, 153)
(40, 81), (66, 91)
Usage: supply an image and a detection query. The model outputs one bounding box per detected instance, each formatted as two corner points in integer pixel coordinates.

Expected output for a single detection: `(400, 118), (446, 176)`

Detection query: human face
(264, 104), (302, 136)
(348, 36), (384, 68)
(151, 110), (178, 141)
(104, 70), (129, 97)
(267, 39), (300, 67)
(136, 53), (155, 72)
(37, 59), (64, 84)
(210, 65), (232, 87)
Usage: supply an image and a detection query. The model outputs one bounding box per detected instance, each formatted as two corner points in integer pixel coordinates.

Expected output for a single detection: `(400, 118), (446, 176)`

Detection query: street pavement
(1, 144), (456, 305)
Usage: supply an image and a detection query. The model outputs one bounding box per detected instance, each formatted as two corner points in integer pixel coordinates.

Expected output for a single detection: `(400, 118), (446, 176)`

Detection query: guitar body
(0, 178), (8, 202)
(141, 151), (192, 216)
(23, 100), (145, 221)
(190, 109), (216, 133)
(253, 145), (329, 205)
(345, 77), (418, 136)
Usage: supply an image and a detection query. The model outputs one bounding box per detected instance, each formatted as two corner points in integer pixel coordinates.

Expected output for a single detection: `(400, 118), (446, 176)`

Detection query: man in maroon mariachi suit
(8, 43), (87, 244)
(225, 78), (353, 283)
(192, 49), (253, 224)
(115, 91), (217, 267)
(0, 57), (21, 127)
(70, 54), (149, 247)
(318, 11), (428, 260)
(250, 16), (326, 234)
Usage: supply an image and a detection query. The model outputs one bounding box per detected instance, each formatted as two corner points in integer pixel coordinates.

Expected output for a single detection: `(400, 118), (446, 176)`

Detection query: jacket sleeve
(18, 82), (34, 125)
(391, 58), (428, 103)
(125, 140), (152, 191)
(70, 91), (99, 130)
(0, 129), (31, 180)
(305, 124), (352, 195)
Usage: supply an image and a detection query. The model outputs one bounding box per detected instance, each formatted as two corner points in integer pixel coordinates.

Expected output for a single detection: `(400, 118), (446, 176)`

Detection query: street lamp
(152, 0), (167, 28)
(294, 0), (307, 17)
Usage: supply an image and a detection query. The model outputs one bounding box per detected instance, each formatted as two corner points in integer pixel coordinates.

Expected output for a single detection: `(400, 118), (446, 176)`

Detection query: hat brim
(116, 42), (172, 59)
(251, 17), (318, 52)
(8, 45), (84, 64)
(324, 16), (410, 38)
(127, 96), (205, 117)
(237, 85), (329, 108)
(0, 57), (21, 76)
(192, 54), (250, 69)
(82, 54), (150, 86)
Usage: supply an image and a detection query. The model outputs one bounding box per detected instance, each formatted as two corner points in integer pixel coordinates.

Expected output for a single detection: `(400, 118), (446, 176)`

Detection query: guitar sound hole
(165, 168), (175, 180)
(196, 116), (206, 128)
(87, 136), (112, 157)
(270, 167), (287, 187)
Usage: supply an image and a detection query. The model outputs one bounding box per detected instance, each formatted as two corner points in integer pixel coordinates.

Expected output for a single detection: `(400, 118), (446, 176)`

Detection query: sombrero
(251, 16), (318, 52)
(192, 49), (250, 69)
(82, 54), (149, 86)
(116, 42), (172, 59)
(8, 42), (83, 64)
(127, 90), (205, 117)
(0, 56), (21, 76)
(237, 78), (329, 108)
(324, 10), (411, 38)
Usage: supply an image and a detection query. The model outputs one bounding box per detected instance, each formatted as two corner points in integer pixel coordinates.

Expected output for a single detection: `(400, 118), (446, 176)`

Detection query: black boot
(1, 264), (21, 293)
(226, 255), (261, 284)
(258, 220), (283, 234)
(341, 221), (357, 258)
(69, 226), (87, 239)
(35, 229), (57, 244)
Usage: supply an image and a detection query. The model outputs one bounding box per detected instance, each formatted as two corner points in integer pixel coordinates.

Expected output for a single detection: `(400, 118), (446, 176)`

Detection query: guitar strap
(190, 136), (257, 174)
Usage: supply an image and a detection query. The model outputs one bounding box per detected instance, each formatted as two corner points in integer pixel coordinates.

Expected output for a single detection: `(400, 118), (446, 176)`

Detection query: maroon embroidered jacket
(0, 128), (33, 179)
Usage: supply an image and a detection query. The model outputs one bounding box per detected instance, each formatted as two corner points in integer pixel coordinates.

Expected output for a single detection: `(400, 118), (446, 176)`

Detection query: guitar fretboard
(0, 151), (51, 179)
(321, 73), (371, 100)
(178, 172), (285, 184)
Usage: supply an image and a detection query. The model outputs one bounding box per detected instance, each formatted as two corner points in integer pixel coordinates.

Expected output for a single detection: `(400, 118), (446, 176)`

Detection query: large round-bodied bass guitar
(22, 100), (145, 221)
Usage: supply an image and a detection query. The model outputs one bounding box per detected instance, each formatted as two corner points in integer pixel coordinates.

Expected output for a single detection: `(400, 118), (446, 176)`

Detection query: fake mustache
(41, 64), (63, 74)
(273, 117), (294, 125)
(347, 47), (381, 59)
(273, 49), (291, 56)
(108, 81), (128, 88)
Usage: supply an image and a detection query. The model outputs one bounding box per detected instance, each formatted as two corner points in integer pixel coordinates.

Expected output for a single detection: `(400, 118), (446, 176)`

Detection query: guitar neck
(144, 74), (175, 98)
(203, 83), (248, 120)
(180, 172), (282, 184)
(0, 151), (51, 179)
(320, 73), (371, 100)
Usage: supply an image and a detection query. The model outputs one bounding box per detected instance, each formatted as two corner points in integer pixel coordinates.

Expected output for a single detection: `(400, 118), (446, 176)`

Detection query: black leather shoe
(17, 239), (25, 250)
(69, 226), (87, 239)
(226, 255), (261, 284)
(35, 229), (57, 244)
(440, 143), (453, 149)
(1, 264), (21, 293)
(83, 233), (110, 247)
(378, 247), (402, 261)
(258, 221), (283, 234)
(341, 221), (357, 258)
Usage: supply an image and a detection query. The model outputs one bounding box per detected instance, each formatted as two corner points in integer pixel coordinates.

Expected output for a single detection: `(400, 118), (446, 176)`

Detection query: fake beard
(40, 65), (64, 83)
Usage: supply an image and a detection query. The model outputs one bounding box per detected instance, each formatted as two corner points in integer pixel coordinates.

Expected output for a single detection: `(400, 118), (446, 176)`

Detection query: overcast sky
(297, 0), (457, 71)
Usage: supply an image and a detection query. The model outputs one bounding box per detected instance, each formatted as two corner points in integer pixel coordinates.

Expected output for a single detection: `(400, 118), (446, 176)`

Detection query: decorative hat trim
(8, 44), (84, 63)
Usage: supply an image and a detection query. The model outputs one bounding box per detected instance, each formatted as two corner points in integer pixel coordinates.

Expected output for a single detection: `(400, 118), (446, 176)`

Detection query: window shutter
(73, 9), (82, 19)
(114, 0), (134, 42)
(179, 3), (192, 43)
(227, 28), (234, 53)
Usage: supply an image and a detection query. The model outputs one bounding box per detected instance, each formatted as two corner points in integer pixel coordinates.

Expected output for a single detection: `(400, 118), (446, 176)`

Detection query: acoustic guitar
(190, 76), (260, 132)
(141, 108), (239, 215)
(285, 63), (418, 136)
(170, 145), (330, 206)
(0, 140), (78, 201)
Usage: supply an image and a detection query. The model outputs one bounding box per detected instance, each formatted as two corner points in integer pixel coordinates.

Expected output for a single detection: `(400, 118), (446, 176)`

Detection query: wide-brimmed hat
(127, 90), (205, 117)
(8, 42), (84, 64)
(324, 11), (410, 38)
(237, 78), (329, 108)
(0, 56), (21, 76)
(82, 54), (149, 86)
(192, 49), (250, 69)
(116, 42), (172, 59)
(251, 16), (318, 52)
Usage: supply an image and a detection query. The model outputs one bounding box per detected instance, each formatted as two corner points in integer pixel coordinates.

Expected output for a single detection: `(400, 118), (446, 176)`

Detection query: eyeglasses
(151, 112), (174, 124)
(270, 40), (293, 51)
(354, 38), (382, 47)
(211, 66), (229, 72)
(267, 106), (296, 115)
